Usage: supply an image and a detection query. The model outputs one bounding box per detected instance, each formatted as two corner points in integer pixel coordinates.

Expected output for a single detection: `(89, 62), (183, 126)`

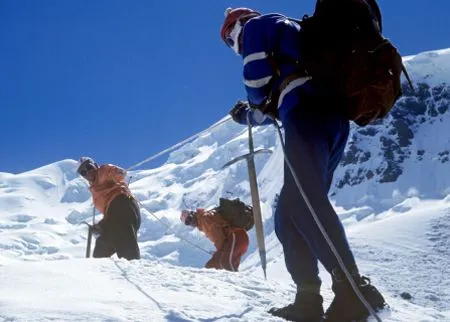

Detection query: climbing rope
(126, 176), (213, 256)
(121, 116), (235, 255)
(83, 116), (232, 257)
(84, 106), (382, 321)
(143, 206), (213, 255)
(126, 116), (232, 171)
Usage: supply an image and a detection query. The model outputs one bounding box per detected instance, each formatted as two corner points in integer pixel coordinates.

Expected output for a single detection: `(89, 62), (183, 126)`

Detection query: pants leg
(205, 251), (223, 269)
(93, 234), (116, 258)
(281, 107), (356, 275)
(112, 223), (140, 260)
(275, 184), (321, 287)
(221, 228), (249, 272)
(104, 195), (141, 260)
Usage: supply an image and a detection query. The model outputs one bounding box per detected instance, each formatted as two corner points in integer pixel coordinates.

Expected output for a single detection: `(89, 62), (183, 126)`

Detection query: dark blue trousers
(274, 105), (356, 288)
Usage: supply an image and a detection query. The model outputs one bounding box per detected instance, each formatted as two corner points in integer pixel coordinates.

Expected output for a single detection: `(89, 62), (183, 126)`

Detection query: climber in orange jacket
(77, 157), (141, 260)
(180, 208), (249, 271)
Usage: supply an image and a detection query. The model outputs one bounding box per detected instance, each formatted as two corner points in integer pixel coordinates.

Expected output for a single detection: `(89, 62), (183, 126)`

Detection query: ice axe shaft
(223, 114), (271, 279)
(83, 207), (96, 258)
(247, 150), (268, 279)
(85, 224), (93, 258)
(81, 221), (93, 258)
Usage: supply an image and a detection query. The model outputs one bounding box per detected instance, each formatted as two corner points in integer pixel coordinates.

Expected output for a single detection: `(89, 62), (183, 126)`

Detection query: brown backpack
(294, 0), (413, 126)
(216, 198), (254, 231)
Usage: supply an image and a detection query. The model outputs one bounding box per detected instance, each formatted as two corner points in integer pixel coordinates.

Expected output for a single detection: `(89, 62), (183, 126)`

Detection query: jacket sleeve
(194, 210), (206, 232)
(241, 18), (275, 108)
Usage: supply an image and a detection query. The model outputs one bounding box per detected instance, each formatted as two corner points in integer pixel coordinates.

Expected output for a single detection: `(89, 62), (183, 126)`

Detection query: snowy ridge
(0, 48), (449, 321)
(403, 48), (450, 88)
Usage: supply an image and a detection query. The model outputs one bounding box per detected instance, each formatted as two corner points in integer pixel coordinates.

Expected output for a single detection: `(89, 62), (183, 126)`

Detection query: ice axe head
(222, 148), (272, 169)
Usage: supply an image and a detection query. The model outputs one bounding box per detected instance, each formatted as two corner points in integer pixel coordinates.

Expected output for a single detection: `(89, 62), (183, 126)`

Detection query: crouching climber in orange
(180, 206), (250, 271)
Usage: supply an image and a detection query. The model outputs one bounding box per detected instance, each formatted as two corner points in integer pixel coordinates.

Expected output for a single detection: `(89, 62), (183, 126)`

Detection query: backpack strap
(370, 38), (415, 93)
(402, 64), (415, 93)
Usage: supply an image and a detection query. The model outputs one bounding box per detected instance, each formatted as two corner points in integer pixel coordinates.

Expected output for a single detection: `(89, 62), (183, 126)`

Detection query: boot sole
(322, 304), (390, 322)
(351, 305), (392, 322)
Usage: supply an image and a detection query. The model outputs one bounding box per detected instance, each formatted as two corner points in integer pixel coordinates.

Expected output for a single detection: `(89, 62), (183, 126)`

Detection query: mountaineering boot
(269, 285), (324, 322)
(322, 267), (387, 321)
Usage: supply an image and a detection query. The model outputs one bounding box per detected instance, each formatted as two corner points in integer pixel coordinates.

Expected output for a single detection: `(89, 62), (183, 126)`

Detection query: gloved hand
(229, 100), (249, 123)
(91, 223), (103, 235)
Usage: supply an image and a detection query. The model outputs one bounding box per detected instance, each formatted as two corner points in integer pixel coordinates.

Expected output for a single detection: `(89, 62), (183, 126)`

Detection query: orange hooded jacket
(88, 164), (132, 215)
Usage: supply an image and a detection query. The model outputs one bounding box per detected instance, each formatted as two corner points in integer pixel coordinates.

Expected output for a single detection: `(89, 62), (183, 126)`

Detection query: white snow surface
(0, 48), (450, 321)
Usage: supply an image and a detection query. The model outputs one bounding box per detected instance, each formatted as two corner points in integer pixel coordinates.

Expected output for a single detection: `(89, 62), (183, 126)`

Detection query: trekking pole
(273, 120), (382, 322)
(222, 112), (271, 279)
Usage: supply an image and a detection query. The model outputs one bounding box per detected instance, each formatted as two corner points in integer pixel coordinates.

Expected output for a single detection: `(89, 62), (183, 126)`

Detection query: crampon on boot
(322, 269), (387, 322)
(269, 287), (324, 322)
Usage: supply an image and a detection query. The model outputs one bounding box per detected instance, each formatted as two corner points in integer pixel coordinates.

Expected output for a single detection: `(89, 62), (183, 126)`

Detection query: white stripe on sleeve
(244, 75), (272, 88)
(278, 77), (312, 108)
(243, 52), (268, 65)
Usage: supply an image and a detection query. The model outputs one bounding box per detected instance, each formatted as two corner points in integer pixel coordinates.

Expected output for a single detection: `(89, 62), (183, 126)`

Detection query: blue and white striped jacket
(238, 13), (312, 124)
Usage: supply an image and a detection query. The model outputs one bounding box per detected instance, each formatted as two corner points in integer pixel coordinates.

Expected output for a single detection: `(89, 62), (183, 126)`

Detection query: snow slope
(0, 200), (448, 321)
(0, 48), (449, 321)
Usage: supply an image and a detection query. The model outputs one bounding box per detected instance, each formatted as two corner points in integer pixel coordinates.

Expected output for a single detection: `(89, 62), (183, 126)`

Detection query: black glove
(91, 223), (103, 235)
(229, 100), (249, 123)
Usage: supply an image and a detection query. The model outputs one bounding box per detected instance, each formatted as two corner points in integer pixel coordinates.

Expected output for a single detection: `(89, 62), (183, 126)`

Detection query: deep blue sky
(1, 0), (449, 173)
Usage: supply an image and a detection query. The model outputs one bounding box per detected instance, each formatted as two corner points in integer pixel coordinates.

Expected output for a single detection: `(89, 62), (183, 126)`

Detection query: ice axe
(222, 113), (271, 279)
(82, 207), (96, 258)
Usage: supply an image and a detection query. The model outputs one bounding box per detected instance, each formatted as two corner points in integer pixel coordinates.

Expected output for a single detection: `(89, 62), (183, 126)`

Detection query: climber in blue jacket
(221, 7), (386, 322)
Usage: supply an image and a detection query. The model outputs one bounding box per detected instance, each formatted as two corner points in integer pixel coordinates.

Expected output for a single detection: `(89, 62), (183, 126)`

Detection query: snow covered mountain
(0, 48), (449, 321)
(333, 48), (450, 213)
